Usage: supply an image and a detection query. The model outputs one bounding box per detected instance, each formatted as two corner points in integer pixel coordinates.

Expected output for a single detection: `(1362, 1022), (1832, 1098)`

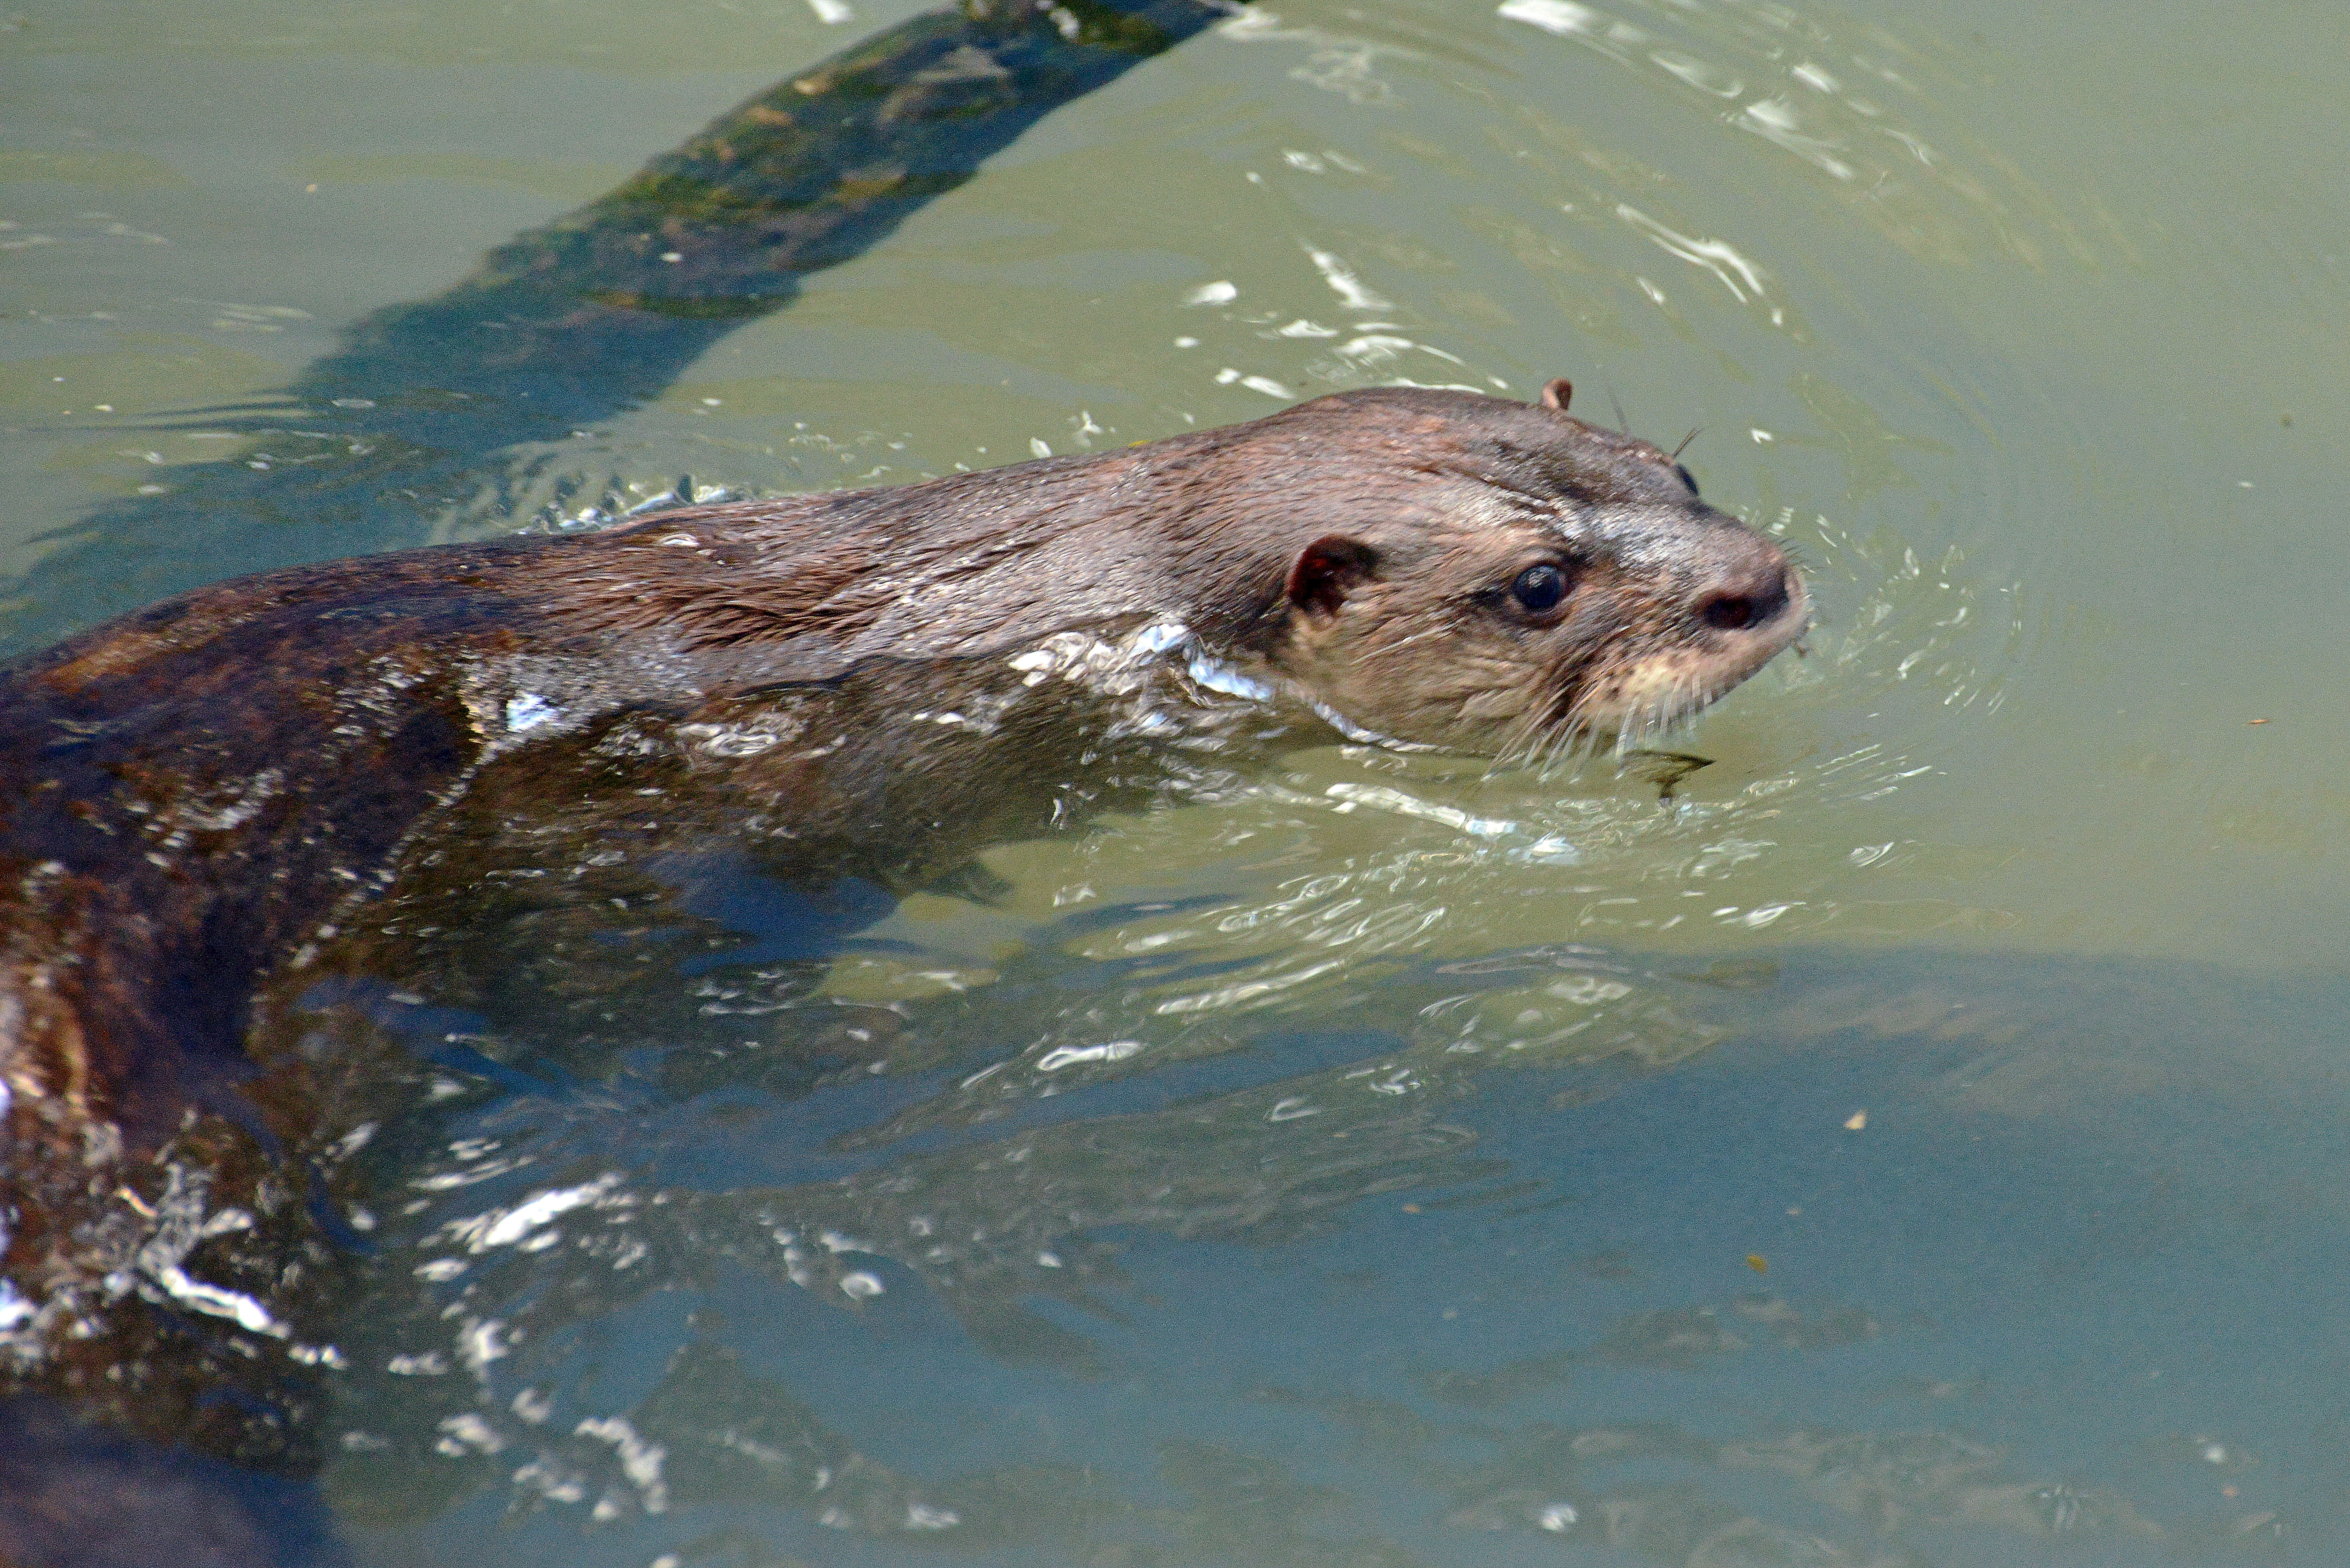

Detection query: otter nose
(1693, 559), (1795, 632)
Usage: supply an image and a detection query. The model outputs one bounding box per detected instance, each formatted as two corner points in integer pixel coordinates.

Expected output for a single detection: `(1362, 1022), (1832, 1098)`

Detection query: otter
(0, 379), (1801, 1269)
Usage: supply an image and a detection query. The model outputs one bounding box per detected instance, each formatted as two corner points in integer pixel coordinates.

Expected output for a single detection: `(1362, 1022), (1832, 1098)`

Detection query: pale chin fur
(1493, 610), (1812, 773)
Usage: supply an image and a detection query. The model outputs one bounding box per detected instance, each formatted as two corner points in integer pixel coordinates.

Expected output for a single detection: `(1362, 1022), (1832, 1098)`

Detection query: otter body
(0, 380), (1803, 1193)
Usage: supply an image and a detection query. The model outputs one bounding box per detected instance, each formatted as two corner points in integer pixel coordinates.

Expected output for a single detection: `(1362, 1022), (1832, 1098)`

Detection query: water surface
(4, 0), (2346, 1562)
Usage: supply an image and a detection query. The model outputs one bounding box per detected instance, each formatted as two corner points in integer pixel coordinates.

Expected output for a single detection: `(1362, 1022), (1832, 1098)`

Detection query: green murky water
(5, 0), (2347, 1562)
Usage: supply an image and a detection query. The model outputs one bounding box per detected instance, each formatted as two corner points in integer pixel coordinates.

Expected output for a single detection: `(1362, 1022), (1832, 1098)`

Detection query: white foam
(504, 692), (560, 731)
(475, 1173), (618, 1249)
(151, 1265), (283, 1336)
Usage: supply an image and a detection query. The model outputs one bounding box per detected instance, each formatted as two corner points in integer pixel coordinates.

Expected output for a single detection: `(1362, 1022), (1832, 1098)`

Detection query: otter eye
(1511, 563), (1568, 614)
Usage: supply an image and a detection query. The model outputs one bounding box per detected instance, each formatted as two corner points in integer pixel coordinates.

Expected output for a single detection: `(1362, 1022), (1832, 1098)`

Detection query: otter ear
(1539, 377), (1573, 411)
(1286, 534), (1379, 621)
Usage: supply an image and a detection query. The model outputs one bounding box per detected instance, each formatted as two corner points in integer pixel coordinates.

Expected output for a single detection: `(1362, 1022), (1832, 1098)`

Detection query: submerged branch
(3, 0), (1239, 653)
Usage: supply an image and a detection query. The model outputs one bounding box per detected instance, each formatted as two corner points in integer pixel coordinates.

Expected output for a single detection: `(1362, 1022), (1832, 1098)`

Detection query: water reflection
(5, 707), (2330, 1564)
(1482, 0), (2094, 267)
(210, 931), (2333, 1564)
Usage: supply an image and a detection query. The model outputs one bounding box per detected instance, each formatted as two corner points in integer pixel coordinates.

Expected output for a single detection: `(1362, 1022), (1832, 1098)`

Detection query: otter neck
(647, 444), (1310, 671)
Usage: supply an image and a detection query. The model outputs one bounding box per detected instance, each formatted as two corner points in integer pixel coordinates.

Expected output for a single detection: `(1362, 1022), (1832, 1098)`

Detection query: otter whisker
(1497, 691), (1582, 777)
(1361, 622), (1464, 661)
(1483, 705), (1553, 779)
(1492, 714), (1564, 779)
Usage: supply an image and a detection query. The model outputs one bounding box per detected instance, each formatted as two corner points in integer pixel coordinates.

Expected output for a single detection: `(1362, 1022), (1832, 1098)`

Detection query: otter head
(1235, 379), (1807, 758)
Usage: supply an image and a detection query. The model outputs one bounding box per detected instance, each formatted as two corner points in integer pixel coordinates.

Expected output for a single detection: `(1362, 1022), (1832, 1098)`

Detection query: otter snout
(1694, 562), (1799, 632)
(1689, 535), (1805, 638)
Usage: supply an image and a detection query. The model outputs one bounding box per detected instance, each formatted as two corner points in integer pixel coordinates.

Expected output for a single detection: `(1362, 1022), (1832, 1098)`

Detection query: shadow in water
(0, 1398), (346, 1568)
(12, 846), (2343, 1564)
(0, 0), (1240, 655)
